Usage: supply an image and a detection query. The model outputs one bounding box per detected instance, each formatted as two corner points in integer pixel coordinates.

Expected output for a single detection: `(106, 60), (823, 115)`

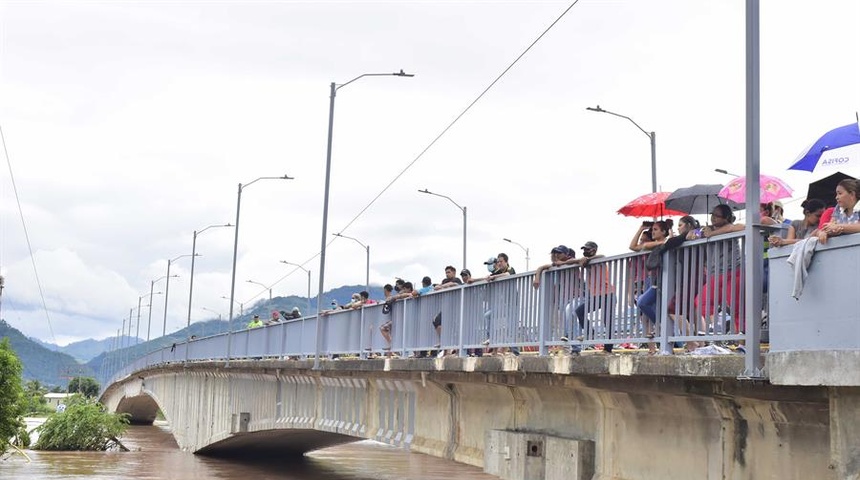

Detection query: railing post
(659, 249), (674, 355)
(457, 287), (466, 358)
(359, 307), (367, 359)
(537, 269), (547, 356)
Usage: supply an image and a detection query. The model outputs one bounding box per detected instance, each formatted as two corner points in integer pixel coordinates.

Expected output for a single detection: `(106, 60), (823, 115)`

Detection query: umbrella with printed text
(789, 121), (860, 172)
(617, 192), (687, 218)
(718, 174), (793, 205)
(664, 184), (743, 215)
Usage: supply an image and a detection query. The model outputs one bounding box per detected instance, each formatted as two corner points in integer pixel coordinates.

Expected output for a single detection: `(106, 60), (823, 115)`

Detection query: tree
(34, 395), (129, 451)
(0, 338), (26, 454)
(68, 376), (99, 398)
(22, 379), (53, 416)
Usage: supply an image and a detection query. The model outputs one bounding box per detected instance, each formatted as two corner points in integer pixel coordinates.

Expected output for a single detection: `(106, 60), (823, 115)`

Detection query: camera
(642, 221), (654, 227)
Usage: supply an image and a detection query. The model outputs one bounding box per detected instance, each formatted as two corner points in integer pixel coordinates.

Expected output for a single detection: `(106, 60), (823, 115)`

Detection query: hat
(581, 241), (598, 250)
(460, 268), (471, 276)
(351, 293), (361, 300)
(253, 314), (260, 319)
(291, 307), (299, 312)
(483, 257), (497, 265)
(550, 245), (571, 255)
(773, 200), (784, 209)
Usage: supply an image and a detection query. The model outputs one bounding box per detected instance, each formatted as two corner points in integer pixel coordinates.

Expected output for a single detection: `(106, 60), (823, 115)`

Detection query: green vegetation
(68, 376), (99, 398)
(22, 380), (55, 416)
(34, 395), (129, 451)
(0, 320), (95, 387)
(0, 338), (26, 454)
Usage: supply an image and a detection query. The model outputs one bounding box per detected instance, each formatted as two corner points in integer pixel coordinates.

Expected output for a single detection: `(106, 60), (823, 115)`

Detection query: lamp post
(201, 306), (222, 321)
(162, 254), (198, 337)
(503, 238), (530, 271)
(316, 69), (413, 370)
(281, 261), (312, 316)
(587, 105), (657, 193)
(418, 188), (467, 269)
(714, 168), (741, 177)
(246, 279), (272, 301)
(186, 223), (232, 332)
(135, 294), (149, 345)
(332, 233), (370, 293)
(226, 175), (293, 361)
(147, 277), (171, 342)
(221, 296), (244, 317)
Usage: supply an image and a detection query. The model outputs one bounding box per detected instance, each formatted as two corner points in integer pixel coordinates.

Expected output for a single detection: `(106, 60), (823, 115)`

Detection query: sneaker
(559, 335), (569, 342)
(436, 350), (446, 359)
(481, 339), (491, 346)
(735, 345), (746, 355)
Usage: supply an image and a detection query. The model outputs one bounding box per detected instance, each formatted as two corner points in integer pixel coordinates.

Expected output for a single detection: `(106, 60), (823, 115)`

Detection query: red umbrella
(617, 192), (687, 218)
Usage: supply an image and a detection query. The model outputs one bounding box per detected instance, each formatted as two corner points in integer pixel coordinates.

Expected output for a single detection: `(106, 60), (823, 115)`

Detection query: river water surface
(2, 422), (495, 479)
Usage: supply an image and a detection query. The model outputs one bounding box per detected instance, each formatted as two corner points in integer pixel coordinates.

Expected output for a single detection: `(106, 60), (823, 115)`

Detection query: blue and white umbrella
(789, 121), (860, 172)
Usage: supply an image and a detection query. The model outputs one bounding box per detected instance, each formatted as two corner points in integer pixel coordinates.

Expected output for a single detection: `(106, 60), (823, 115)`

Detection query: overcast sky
(1, 0), (858, 345)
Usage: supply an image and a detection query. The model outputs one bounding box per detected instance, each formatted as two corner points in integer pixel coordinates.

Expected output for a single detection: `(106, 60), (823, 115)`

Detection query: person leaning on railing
(816, 179), (860, 245)
(629, 221), (670, 354)
(768, 198), (826, 247)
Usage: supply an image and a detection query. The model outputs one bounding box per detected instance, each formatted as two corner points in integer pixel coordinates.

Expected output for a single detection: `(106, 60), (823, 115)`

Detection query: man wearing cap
(556, 241), (615, 354)
(247, 315), (263, 329)
(532, 245), (575, 289)
(481, 253), (518, 355)
(484, 253), (515, 282)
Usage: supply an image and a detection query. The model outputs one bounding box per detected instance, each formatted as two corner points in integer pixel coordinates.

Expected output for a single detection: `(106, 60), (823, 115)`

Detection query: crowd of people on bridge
(242, 178), (860, 359)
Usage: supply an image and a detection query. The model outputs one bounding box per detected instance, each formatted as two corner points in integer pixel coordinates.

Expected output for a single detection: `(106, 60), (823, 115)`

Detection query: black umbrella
(665, 184), (744, 215)
(806, 171), (855, 208)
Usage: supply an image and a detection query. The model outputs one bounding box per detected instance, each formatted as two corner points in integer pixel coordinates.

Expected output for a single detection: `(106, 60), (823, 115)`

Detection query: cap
(253, 314), (260, 319)
(581, 241), (598, 250)
(550, 245), (570, 255)
(483, 257), (497, 265)
(773, 200), (784, 208)
(292, 307), (299, 312)
(460, 268), (471, 276)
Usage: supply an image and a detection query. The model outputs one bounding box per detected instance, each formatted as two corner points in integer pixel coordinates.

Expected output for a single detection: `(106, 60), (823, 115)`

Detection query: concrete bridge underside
(101, 356), (853, 479)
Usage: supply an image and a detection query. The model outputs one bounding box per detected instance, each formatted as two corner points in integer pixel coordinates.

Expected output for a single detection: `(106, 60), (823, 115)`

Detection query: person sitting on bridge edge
(247, 315), (263, 329)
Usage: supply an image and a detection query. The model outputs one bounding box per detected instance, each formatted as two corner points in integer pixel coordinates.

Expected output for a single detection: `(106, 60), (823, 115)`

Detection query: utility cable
(0, 124), (57, 344)
(240, 1), (581, 306)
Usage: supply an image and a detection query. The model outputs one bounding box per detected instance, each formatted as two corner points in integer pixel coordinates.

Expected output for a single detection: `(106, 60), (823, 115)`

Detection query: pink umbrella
(718, 174), (793, 204)
(617, 192), (687, 218)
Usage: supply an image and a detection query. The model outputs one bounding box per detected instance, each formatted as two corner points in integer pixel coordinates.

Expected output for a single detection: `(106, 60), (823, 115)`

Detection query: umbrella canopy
(665, 184), (743, 215)
(789, 121), (860, 172)
(617, 192), (687, 218)
(806, 171), (856, 208)
(718, 174), (793, 204)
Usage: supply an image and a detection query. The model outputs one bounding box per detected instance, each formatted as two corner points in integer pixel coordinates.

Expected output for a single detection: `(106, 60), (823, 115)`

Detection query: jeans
(575, 294), (616, 352)
(637, 286), (658, 326)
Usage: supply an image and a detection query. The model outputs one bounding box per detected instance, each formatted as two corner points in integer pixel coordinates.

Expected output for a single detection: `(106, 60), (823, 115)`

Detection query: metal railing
(108, 230), (766, 385)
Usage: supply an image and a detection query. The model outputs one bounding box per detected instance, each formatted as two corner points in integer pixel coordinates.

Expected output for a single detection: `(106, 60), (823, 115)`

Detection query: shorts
(380, 320), (392, 332)
(431, 312), (442, 328)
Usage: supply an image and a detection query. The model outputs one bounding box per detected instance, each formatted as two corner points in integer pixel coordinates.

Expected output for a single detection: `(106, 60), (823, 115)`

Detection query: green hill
(0, 319), (95, 388)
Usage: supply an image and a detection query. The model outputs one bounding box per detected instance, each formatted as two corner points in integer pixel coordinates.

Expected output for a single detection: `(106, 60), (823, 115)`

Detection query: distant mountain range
(2, 284), (385, 388)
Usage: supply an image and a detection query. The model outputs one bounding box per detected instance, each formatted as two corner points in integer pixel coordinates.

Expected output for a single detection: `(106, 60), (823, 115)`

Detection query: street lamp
(134, 294), (149, 345)
(147, 278), (170, 342)
(587, 105), (657, 193)
(316, 69), (413, 370)
(332, 233), (370, 293)
(281, 261), (312, 317)
(246, 279), (272, 301)
(163, 254), (198, 337)
(186, 223), (232, 331)
(418, 188), (467, 269)
(201, 306), (222, 321)
(503, 238), (530, 271)
(221, 296), (244, 317)
(715, 168), (741, 177)
(226, 175), (293, 361)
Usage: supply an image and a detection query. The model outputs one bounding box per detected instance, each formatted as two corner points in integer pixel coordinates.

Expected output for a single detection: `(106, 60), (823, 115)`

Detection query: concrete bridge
(100, 234), (860, 479)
